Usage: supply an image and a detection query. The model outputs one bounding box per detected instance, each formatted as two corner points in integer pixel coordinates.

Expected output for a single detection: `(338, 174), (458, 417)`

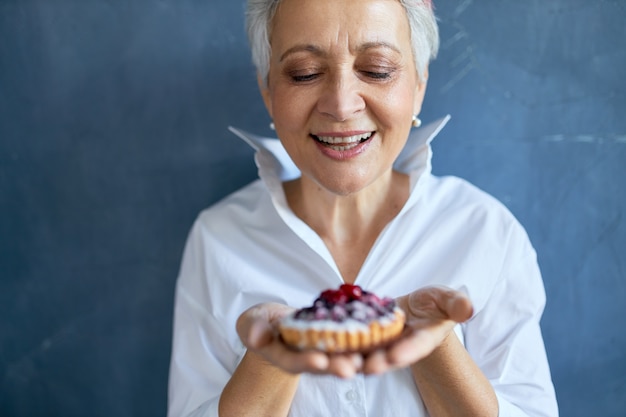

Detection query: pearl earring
(412, 115), (422, 128)
(269, 122), (275, 130)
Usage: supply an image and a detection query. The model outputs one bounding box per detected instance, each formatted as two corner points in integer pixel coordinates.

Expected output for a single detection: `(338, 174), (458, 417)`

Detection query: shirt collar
(228, 115), (451, 192)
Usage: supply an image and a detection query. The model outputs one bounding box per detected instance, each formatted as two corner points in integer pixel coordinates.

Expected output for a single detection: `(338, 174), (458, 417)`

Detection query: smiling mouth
(310, 132), (374, 151)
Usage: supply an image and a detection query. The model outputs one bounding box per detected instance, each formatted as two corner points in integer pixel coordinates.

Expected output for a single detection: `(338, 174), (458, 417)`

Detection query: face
(260, 0), (427, 196)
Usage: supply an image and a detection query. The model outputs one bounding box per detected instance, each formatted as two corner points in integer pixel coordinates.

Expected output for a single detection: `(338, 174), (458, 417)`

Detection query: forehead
(270, 0), (411, 56)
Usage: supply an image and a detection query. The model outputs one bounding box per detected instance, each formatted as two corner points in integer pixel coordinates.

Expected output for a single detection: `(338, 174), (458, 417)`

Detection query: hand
(361, 286), (474, 374)
(236, 303), (364, 378)
(237, 286), (473, 378)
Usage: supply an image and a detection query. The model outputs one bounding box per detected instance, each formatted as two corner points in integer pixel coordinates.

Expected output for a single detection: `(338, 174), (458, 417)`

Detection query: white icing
(281, 307), (402, 332)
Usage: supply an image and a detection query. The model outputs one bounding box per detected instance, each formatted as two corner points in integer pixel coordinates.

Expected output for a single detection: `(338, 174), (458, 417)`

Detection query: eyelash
(291, 73), (320, 83)
(290, 70), (393, 83)
(362, 71), (392, 80)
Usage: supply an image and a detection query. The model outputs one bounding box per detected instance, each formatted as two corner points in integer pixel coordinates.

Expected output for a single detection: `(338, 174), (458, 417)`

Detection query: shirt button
(345, 389), (357, 402)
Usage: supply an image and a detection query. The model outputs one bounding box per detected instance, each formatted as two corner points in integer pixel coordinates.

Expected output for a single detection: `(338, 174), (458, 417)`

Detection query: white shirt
(167, 117), (558, 417)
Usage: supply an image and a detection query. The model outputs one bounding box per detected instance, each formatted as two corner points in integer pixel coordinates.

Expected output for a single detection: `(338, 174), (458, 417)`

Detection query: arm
(167, 217), (251, 417)
(410, 329), (498, 417)
(396, 288), (499, 417)
(169, 216), (367, 417)
(387, 253), (557, 417)
(219, 351), (300, 417)
(169, 224), (304, 417)
(411, 332), (498, 417)
(233, 289), (482, 375)
(168, 282), (237, 417)
(390, 255), (557, 416)
(218, 304), (301, 417)
(461, 252), (559, 416)
(220, 302), (368, 416)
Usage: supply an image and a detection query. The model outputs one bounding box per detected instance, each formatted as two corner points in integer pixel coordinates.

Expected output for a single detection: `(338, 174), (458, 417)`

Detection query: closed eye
(291, 73), (320, 83)
(361, 71), (392, 80)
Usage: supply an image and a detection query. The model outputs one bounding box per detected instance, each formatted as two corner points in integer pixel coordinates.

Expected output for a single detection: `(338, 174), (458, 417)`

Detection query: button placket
(343, 375), (367, 415)
(345, 388), (359, 402)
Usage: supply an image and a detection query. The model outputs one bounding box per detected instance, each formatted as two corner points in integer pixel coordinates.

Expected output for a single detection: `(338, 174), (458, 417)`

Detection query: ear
(257, 74), (273, 119)
(413, 67), (429, 116)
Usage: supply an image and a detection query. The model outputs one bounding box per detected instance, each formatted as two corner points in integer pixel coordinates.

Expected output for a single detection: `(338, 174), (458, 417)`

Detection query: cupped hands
(236, 286), (473, 379)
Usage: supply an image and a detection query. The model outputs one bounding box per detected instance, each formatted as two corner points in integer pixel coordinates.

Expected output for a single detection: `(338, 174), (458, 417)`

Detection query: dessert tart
(279, 284), (406, 353)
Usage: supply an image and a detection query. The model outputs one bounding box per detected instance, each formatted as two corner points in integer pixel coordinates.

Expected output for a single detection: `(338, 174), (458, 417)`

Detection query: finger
(260, 341), (330, 374)
(236, 305), (269, 347)
(414, 286), (473, 322)
(445, 292), (473, 323)
(246, 318), (275, 349)
(328, 353), (362, 379)
(236, 303), (294, 348)
(362, 349), (389, 375)
(386, 327), (445, 365)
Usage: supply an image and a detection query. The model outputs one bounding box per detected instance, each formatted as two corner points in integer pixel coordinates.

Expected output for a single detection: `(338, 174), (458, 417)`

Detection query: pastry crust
(279, 307), (406, 353)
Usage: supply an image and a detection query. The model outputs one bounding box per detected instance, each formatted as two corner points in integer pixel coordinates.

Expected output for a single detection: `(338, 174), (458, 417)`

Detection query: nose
(316, 71), (365, 122)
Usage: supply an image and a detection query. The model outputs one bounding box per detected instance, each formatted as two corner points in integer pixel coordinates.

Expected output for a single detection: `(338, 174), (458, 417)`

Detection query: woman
(168, 0), (558, 416)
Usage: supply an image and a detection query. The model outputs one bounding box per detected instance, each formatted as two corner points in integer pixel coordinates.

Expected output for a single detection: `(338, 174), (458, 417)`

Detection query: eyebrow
(279, 41), (402, 62)
(356, 41), (402, 55)
(279, 45), (325, 62)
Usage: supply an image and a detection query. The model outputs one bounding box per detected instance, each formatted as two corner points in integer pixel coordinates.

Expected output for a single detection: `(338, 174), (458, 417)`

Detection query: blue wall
(1, 1), (624, 416)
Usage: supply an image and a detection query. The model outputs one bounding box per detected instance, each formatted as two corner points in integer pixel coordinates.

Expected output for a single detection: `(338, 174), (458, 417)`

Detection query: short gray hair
(245, 0), (440, 84)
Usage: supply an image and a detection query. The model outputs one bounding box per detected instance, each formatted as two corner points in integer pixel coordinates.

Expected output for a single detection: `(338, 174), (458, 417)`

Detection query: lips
(311, 132), (374, 151)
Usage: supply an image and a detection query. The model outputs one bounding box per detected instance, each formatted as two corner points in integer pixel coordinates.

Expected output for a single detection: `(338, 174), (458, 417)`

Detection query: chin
(301, 162), (384, 197)
(314, 176), (371, 197)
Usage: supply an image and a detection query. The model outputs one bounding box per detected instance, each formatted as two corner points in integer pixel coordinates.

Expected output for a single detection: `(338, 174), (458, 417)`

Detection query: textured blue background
(1, 1), (624, 416)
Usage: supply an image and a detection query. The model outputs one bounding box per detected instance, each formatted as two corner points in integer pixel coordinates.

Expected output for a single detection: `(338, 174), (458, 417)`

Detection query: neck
(284, 170), (410, 283)
(284, 170), (410, 248)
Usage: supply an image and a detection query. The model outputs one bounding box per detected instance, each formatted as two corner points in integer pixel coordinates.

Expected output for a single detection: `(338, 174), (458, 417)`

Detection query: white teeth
(333, 143), (359, 151)
(316, 132), (373, 145)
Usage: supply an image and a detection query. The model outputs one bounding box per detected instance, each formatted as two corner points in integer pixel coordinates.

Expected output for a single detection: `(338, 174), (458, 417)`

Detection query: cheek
(387, 85), (417, 117)
(369, 78), (417, 123)
(271, 88), (313, 129)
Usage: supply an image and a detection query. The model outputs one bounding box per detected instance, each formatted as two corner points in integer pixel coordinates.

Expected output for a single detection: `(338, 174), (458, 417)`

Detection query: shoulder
(426, 175), (512, 215)
(420, 174), (523, 234)
(419, 174), (536, 272)
(414, 174), (541, 309)
(179, 179), (275, 260)
(177, 179), (272, 304)
(194, 179), (269, 232)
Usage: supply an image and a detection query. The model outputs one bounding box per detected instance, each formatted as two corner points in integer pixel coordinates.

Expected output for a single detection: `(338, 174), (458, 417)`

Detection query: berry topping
(340, 283), (363, 300)
(360, 292), (381, 305)
(297, 284), (397, 323)
(319, 289), (349, 304)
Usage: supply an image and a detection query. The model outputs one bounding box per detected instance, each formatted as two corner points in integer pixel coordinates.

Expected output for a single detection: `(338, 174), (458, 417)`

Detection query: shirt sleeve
(464, 234), (559, 416)
(167, 218), (243, 417)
